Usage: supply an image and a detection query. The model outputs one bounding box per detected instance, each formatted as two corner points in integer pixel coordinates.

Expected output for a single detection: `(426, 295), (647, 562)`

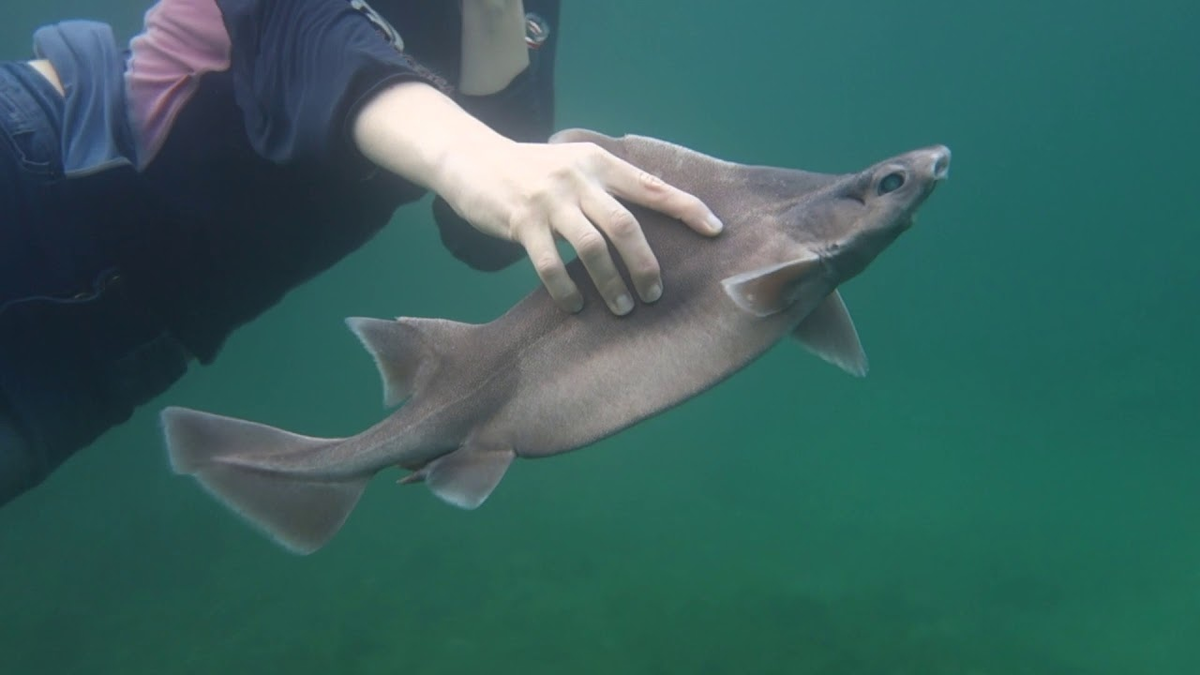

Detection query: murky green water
(3, 1), (1198, 673)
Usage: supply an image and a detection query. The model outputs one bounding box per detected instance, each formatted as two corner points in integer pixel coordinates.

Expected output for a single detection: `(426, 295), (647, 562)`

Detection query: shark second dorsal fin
(791, 291), (868, 377)
(345, 317), (476, 407)
(720, 254), (825, 317)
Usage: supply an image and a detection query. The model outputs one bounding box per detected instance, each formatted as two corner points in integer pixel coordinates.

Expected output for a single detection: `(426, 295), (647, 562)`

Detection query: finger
(553, 208), (634, 315)
(600, 154), (724, 237)
(581, 188), (662, 303)
(521, 224), (583, 313)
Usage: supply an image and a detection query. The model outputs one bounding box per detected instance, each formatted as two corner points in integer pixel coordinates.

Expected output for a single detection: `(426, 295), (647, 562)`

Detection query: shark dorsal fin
(792, 291), (868, 377)
(345, 317), (476, 407)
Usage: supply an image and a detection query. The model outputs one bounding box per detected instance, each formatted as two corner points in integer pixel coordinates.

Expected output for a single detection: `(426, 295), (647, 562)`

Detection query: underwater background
(2, 1), (1198, 673)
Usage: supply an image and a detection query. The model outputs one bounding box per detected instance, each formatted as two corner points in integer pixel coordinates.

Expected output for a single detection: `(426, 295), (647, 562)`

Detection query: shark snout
(927, 145), (951, 181)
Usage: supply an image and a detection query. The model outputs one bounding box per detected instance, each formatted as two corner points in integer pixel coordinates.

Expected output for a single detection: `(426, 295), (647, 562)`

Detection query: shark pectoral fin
(720, 254), (825, 317)
(345, 316), (476, 407)
(792, 291), (869, 377)
(420, 441), (515, 510)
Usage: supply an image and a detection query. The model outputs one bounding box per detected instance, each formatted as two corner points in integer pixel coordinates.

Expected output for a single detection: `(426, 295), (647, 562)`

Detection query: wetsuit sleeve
(434, 0), (562, 272)
(215, 0), (452, 166)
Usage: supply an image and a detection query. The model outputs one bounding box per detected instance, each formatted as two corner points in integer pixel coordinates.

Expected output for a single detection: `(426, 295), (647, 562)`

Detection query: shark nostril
(932, 149), (951, 180)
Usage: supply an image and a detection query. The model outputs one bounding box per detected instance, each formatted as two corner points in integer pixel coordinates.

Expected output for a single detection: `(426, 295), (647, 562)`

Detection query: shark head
(790, 146), (951, 282)
(545, 129), (950, 323)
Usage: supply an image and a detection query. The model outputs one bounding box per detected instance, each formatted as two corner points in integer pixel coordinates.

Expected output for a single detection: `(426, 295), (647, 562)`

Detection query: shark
(162, 129), (951, 554)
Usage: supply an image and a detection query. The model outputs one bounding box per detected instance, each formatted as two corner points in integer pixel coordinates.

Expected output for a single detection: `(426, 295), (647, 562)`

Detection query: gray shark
(162, 129), (950, 554)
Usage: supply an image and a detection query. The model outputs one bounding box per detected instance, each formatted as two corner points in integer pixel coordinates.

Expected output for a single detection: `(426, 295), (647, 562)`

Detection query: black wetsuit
(0, 0), (560, 504)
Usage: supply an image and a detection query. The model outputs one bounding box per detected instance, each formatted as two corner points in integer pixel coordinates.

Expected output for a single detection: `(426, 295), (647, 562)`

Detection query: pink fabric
(125, 0), (232, 168)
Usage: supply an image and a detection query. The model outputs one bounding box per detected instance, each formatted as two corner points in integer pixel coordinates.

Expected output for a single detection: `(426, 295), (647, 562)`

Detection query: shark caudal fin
(162, 407), (367, 555)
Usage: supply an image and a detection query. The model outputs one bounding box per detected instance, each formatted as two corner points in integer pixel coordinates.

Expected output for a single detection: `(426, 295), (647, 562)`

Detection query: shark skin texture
(162, 129), (951, 554)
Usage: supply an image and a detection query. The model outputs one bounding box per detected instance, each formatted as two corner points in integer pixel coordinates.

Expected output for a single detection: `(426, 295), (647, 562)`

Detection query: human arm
(429, 0), (558, 273)
(356, 1), (723, 314)
(215, 0), (723, 314)
(352, 81), (723, 315)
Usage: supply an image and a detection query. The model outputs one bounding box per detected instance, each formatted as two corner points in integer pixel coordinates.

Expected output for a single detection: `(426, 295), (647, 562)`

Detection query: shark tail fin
(345, 316), (476, 407)
(162, 406), (366, 555)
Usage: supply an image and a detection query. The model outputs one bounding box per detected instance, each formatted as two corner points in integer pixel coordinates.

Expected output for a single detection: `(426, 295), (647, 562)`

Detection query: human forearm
(351, 80), (511, 196)
(459, 0), (530, 95)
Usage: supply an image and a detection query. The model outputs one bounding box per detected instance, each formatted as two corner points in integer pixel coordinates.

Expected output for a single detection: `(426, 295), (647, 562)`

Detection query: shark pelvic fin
(720, 253), (825, 317)
(406, 440), (515, 510)
(346, 316), (476, 407)
(791, 291), (868, 377)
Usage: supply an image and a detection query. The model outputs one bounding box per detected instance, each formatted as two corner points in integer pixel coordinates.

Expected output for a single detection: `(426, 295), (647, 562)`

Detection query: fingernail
(645, 283), (662, 303)
(706, 214), (724, 233)
(614, 294), (633, 315)
(568, 295), (584, 313)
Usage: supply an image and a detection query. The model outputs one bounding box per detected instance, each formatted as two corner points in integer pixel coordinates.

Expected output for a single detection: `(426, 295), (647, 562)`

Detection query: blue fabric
(216, 0), (452, 167)
(32, 21), (137, 176)
(0, 62), (61, 504)
(0, 61), (188, 506)
(0, 61), (67, 307)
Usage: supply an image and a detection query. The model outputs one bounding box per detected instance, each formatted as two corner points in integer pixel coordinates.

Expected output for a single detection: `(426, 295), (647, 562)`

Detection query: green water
(3, 1), (1198, 673)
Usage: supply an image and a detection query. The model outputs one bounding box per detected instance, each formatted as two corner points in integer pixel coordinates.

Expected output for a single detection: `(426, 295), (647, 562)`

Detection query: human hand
(351, 82), (723, 314)
(435, 138), (725, 315)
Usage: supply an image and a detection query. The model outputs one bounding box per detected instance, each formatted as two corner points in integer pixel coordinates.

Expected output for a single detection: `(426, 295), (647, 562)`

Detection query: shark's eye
(878, 172), (906, 195)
